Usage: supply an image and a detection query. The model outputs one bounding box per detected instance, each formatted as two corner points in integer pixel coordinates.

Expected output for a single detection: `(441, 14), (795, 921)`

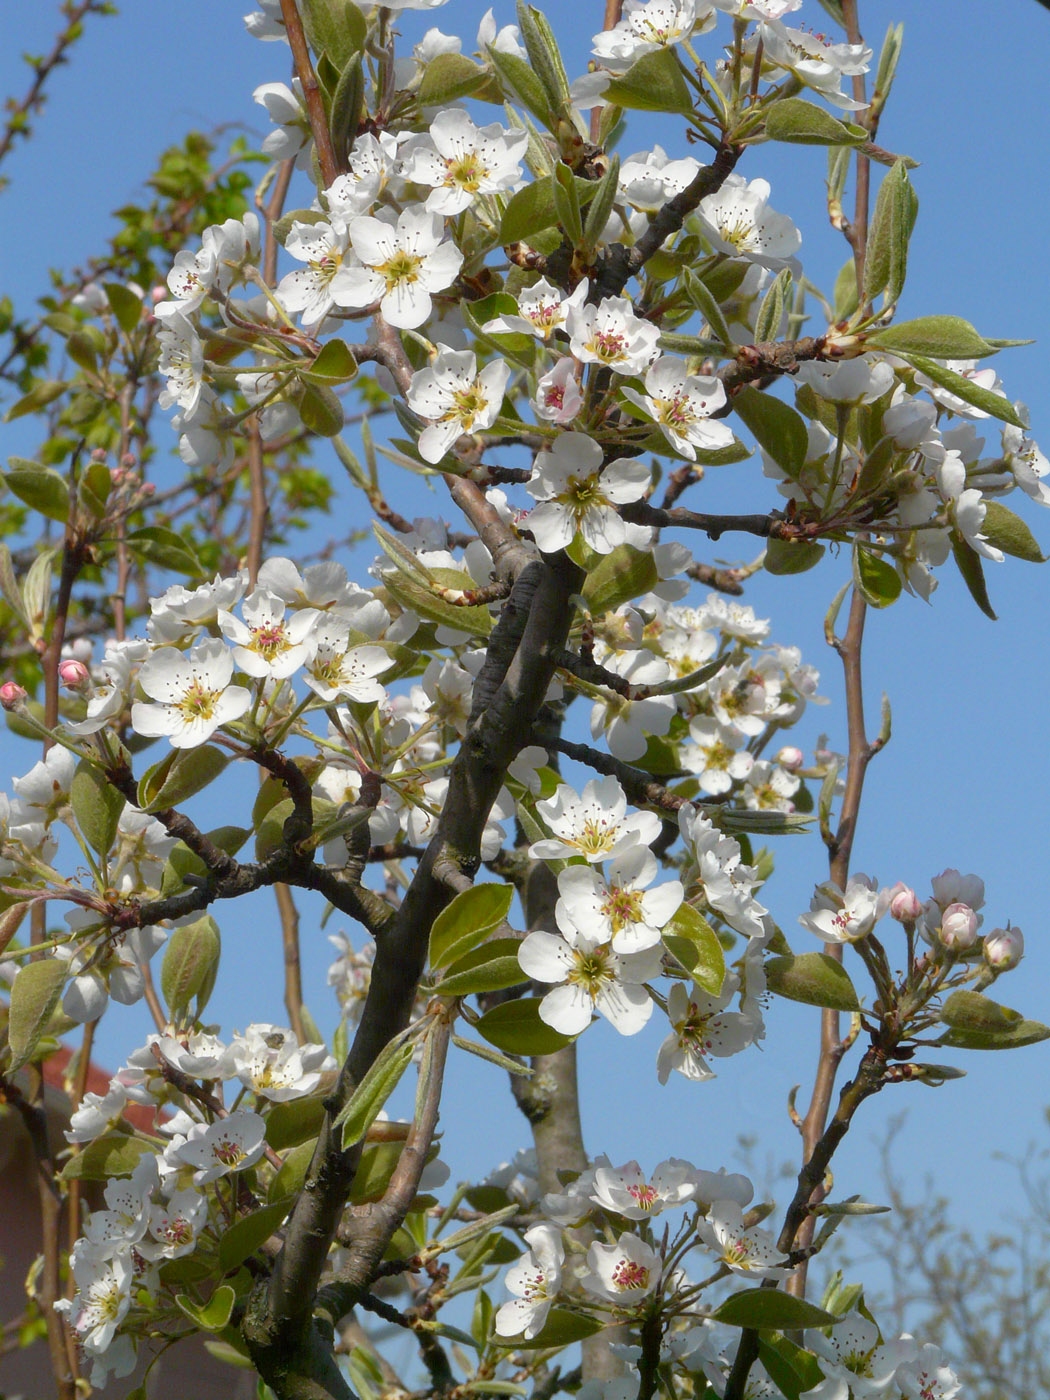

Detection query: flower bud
(58, 659), (91, 691)
(150, 285), (167, 305)
(940, 901), (979, 951)
(776, 745), (804, 771)
(983, 926), (1024, 971)
(0, 681), (28, 711)
(888, 882), (922, 922)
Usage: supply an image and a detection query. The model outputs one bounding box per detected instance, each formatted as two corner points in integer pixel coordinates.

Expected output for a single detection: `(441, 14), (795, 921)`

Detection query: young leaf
(732, 386), (809, 477)
(419, 53), (489, 106)
(662, 903), (725, 995)
(602, 47), (694, 116)
(868, 316), (994, 360)
(764, 953), (860, 1012)
(713, 1289), (836, 1329)
(4, 458), (70, 522)
(764, 538), (825, 575)
(161, 915), (221, 1019)
(218, 1199), (293, 1272)
(475, 998), (574, 1055)
(429, 883), (514, 969)
(764, 98), (865, 146)
(903, 355), (1025, 428)
(950, 532), (996, 620)
(863, 158), (918, 306)
(852, 541), (902, 608)
(335, 1036), (416, 1149)
(754, 268), (792, 344)
(980, 500), (1045, 563)
(8, 960), (68, 1070)
(71, 759), (125, 856)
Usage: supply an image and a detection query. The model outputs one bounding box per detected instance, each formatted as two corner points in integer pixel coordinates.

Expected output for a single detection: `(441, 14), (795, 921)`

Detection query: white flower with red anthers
(590, 1158), (698, 1218)
(324, 134), (400, 228)
(622, 356), (733, 460)
(54, 1245), (134, 1354)
(567, 293), (661, 375)
(895, 1343), (960, 1400)
(1002, 421), (1050, 506)
(697, 174), (801, 270)
(229, 1024), (337, 1102)
(276, 220), (356, 327)
(518, 921), (661, 1036)
(302, 618), (391, 703)
(400, 109), (527, 216)
(406, 345), (510, 463)
(682, 717), (754, 796)
(137, 1187), (208, 1261)
(483, 278), (587, 341)
(582, 1231), (661, 1303)
(802, 1313), (917, 1400)
(755, 20), (872, 111)
(160, 242), (216, 315)
(218, 588), (320, 680)
(340, 208), (463, 329)
(534, 357), (584, 425)
(529, 775), (661, 864)
(131, 638), (253, 750)
(799, 872), (885, 945)
(494, 1222), (564, 1338)
(253, 79), (312, 166)
(526, 432), (651, 555)
(656, 980), (757, 1083)
(155, 306), (205, 414)
(592, 0), (715, 68)
(555, 845), (683, 955)
(697, 1199), (790, 1280)
(171, 1110), (267, 1186)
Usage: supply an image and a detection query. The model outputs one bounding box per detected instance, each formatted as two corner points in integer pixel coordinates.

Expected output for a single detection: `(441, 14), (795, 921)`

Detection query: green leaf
(852, 541), (902, 608)
(765, 952), (860, 1012)
(602, 47), (694, 116)
(104, 282), (144, 334)
(765, 98), (866, 146)
(683, 268), (733, 348)
(868, 316), (994, 360)
(330, 51), (364, 159)
(381, 564), (494, 637)
(754, 268), (792, 344)
(268, 1140), (317, 1202)
(980, 500), (1045, 563)
(79, 458), (113, 517)
(950, 532), (996, 620)
(941, 990), (1023, 1032)
(175, 1285), (236, 1333)
(71, 760), (125, 856)
(582, 544), (660, 616)
(61, 1132), (154, 1182)
(22, 547), (54, 641)
(303, 338), (358, 384)
(515, 1), (572, 116)
(493, 1307), (602, 1349)
(475, 997), (573, 1055)
(438, 938), (526, 996)
(833, 256), (859, 322)
(8, 960), (68, 1070)
(939, 1019), (1050, 1051)
(863, 159), (918, 306)
(219, 1199), (293, 1272)
(300, 0), (366, 68)
(334, 1036), (416, 1149)
(418, 51), (489, 105)
(0, 542), (28, 624)
(500, 174), (596, 244)
(732, 386), (808, 477)
(552, 162), (584, 245)
(429, 883), (514, 970)
(125, 525), (202, 575)
(451, 1033), (533, 1077)
(487, 49), (554, 129)
(903, 356), (1026, 428)
(264, 1093), (327, 1151)
(764, 538), (825, 575)
(4, 457), (69, 522)
(758, 1336), (825, 1399)
(4, 380), (66, 422)
(138, 744), (230, 813)
(300, 382), (345, 437)
(582, 154), (621, 254)
(161, 914), (221, 1019)
(713, 1289), (836, 1330)
(662, 903), (725, 996)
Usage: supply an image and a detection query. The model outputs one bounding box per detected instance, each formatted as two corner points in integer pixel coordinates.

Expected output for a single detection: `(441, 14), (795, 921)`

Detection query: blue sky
(3, 0), (1050, 1269)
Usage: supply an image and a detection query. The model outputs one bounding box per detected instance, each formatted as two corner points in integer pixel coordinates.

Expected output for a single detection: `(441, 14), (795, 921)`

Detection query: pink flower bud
(940, 901), (979, 951)
(90, 447), (108, 463)
(888, 883), (922, 922)
(0, 681), (28, 711)
(983, 926), (1024, 971)
(58, 659), (91, 690)
(150, 285), (167, 305)
(776, 745), (804, 771)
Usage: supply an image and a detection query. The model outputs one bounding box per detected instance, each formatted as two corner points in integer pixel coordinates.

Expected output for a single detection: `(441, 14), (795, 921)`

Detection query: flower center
(568, 945), (614, 997)
(377, 249), (422, 290)
(627, 1182), (659, 1210)
(611, 1258), (651, 1290)
(177, 678), (221, 722)
(600, 884), (644, 932)
(567, 812), (619, 857)
(213, 1136), (248, 1167)
(446, 153), (488, 192)
(590, 329), (628, 362)
(312, 250), (343, 285)
(250, 622), (290, 660)
(450, 384), (486, 426)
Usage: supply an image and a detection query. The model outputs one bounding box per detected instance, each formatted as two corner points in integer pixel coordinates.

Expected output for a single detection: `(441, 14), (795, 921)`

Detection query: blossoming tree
(0, 1), (1047, 1398)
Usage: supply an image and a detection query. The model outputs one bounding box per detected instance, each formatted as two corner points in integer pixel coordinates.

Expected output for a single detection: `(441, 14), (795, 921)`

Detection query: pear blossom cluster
(56, 1023), (336, 1384)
